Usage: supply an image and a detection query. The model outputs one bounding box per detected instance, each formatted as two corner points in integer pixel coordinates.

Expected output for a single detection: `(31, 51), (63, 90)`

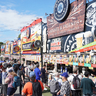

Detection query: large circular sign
(54, 0), (70, 22)
(13, 46), (20, 52)
(85, 2), (96, 27)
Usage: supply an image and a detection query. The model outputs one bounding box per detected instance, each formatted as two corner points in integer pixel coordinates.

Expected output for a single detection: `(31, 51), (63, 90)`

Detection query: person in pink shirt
(5, 69), (17, 96)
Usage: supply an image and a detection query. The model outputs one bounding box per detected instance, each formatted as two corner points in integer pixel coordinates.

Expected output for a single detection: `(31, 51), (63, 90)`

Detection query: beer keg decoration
(31, 40), (41, 51)
(54, 0), (70, 22)
(13, 46), (20, 52)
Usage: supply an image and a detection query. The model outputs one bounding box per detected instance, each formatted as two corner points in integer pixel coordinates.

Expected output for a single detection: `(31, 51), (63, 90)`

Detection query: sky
(0, 0), (93, 42)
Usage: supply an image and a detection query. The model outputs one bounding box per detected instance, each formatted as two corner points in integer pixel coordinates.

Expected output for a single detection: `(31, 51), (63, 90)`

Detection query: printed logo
(54, 0), (70, 22)
(64, 33), (85, 52)
(85, 2), (96, 27)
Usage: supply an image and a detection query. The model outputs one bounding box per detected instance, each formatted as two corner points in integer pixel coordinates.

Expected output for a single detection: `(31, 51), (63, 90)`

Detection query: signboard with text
(47, 31), (94, 53)
(21, 18), (42, 54)
(47, 0), (86, 39)
(22, 42), (31, 51)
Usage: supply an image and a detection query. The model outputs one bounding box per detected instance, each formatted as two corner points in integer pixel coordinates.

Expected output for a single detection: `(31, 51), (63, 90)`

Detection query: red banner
(91, 64), (96, 68)
(78, 63), (84, 66)
(21, 18), (42, 32)
(22, 51), (40, 54)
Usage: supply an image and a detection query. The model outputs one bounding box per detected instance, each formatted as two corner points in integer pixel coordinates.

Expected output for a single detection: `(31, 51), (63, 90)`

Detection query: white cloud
(0, 5), (46, 32)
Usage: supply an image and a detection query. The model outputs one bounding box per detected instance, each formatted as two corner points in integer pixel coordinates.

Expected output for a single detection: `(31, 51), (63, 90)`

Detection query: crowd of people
(0, 59), (96, 96)
(0, 59), (25, 96)
(0, 60), (48, 96)
(48, 66), (96, 96)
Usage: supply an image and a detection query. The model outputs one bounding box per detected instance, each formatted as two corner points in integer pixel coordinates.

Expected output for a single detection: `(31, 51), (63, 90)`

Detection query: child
(1, 67), (7, 96)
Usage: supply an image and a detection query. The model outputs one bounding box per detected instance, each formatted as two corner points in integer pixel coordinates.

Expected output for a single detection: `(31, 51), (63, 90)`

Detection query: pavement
(0, 86), (51, 96)
(0, 77), (52, 96)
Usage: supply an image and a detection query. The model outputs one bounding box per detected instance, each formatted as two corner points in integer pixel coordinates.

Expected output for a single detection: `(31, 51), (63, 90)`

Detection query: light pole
(41, 22), (47, 67)
(20, 48), (21, 64)
(41, 21), (43, 67)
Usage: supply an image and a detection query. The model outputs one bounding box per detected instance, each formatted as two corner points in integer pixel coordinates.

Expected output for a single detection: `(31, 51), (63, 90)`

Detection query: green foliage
(0, 42), (4, 54)
(0, 42), (3, 45)
(18, 34), (21, 39)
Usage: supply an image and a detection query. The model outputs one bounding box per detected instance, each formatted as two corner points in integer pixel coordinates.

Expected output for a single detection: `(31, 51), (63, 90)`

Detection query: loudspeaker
(34, 40), (41, 48)
(31, 42), (39, 51)
(31, 40), (41, 51)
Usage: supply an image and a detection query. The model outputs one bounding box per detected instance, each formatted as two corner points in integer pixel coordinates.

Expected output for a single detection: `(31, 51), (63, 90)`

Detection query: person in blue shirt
(34, 63), (41, 80)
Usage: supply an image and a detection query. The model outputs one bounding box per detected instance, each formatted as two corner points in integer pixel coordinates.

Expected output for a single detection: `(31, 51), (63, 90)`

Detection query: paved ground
(0, 77), (52, 96)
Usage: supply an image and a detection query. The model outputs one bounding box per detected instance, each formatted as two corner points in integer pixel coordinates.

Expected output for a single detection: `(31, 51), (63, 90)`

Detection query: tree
(0, 42), (4, 54)
(18, 34), (21, 39)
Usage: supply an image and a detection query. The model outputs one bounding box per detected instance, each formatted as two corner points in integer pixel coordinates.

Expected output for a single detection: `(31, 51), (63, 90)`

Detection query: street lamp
(41, 21), (47, 67)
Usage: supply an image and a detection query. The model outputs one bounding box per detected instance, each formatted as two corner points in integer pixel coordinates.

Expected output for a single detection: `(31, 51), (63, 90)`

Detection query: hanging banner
(1, 45), (5, 55)
(73, 62), (78, 66)
(91, 64), (96, 68)
(84, 63), (91, 67)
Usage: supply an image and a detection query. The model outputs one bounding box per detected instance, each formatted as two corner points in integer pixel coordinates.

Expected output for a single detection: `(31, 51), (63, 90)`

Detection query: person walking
(41, 64), (47, 90)
(68, 66), (82, 96)
(34, 63), (41, 80)
(80, 71), (95, 96)
(22, 71), (44, 96)
(57, 72), (71, 96)
(1, 67), (8, 96)
(54, 72), (62, 87)
(19, 66), (25, 95)
(25, 62), (34, 81)
(48, 73), (60, 96)
(5, 69), (17, 96)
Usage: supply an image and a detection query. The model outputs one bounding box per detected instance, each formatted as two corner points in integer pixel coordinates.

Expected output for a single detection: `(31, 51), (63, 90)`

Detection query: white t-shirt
(25, 65), (34, 76)
(68, 74), (82, 90)
(2, 72), (7, 84)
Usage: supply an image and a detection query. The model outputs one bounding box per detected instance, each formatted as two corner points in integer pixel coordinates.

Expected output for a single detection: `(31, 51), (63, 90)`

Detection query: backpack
(50, 79), (60, 94)
(12, 76), (21, 88)
(3, 63), (8, 69)
(72, 75), (80, 89)
(31, 80), (42, 96)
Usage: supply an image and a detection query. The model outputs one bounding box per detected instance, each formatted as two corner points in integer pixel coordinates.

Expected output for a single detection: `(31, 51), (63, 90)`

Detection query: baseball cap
(61, 72), (69, 78)
(29, 71), (36, 78)
(8, 69), (13, 72)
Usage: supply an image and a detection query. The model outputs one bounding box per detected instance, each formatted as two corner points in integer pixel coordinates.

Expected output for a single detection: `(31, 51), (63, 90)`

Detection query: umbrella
(0, 61), (4, 63)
